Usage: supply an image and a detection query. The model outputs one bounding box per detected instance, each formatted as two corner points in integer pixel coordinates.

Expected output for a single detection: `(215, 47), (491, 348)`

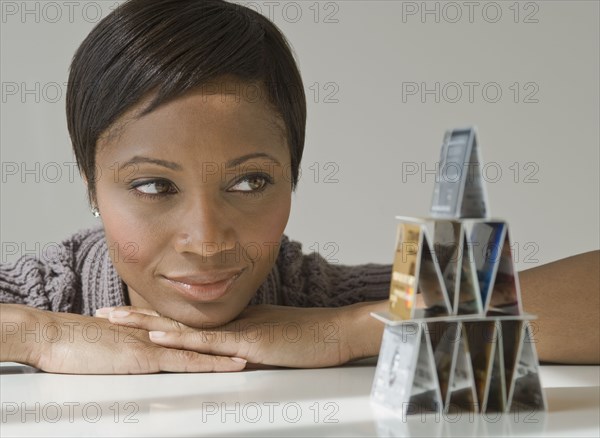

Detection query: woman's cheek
(252, 191), (291, 267)
(96, 188), (163, 282)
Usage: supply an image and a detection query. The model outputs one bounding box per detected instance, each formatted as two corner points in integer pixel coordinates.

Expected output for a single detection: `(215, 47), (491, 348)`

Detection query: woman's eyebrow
(226, 152), (281, 168)
(119, 156), (183, 171)
(119, 153), (281, 172)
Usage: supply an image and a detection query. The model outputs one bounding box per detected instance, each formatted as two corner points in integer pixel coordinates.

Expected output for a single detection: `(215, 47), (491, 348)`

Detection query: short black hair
(66, 0), (306, 204)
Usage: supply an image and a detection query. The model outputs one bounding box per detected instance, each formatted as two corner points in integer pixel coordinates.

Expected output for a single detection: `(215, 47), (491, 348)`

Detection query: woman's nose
(172, 194), (236, 259)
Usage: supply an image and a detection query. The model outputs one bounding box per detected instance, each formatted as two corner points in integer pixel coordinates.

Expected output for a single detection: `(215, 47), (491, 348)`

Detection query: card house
(371, 127), (546, 416)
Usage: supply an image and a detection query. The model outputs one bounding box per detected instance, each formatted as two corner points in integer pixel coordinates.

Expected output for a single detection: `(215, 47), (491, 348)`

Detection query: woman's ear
(82, 175), (98, 208)
(82, 175), (92, 202)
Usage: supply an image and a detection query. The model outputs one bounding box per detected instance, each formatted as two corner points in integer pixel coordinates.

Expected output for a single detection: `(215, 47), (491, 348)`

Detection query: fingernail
(149, 331), (166, 339)
(95, 307), (114, 315)
(110, 310), (130, 318)
(230, 357), (247, 364)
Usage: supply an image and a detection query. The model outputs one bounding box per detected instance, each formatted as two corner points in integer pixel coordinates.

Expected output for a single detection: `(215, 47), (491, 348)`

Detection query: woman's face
(93, 79), (292, 328)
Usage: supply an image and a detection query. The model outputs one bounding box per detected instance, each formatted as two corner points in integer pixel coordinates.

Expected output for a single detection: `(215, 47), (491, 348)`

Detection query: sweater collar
(81, 228), (129, 315)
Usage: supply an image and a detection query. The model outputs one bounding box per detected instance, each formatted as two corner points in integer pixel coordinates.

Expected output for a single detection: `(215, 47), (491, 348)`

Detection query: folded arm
(519, 249), (599, 364)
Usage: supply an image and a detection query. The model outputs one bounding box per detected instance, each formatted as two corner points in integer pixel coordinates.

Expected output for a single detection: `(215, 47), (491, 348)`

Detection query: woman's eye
(131, 180), (176, 196)
(230, 174), (272, 193)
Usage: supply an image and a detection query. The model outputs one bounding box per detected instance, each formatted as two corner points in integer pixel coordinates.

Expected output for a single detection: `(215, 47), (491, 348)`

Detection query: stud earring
(91, 207), (100, 218)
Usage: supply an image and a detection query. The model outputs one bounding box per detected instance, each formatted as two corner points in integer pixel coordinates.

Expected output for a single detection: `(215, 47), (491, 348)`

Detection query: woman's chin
(161, 304), (241, 329)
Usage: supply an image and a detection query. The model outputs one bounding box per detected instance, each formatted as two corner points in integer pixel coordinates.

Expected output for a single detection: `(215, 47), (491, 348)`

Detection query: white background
(1, 1), (598, 270)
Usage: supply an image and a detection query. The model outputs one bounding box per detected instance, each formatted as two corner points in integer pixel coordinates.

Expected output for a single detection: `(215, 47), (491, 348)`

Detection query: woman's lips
(162, 269), (245, 302)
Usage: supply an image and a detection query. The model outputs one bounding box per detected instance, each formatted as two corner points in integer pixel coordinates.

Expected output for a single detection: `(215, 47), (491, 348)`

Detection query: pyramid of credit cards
(371, 127), (546, 415)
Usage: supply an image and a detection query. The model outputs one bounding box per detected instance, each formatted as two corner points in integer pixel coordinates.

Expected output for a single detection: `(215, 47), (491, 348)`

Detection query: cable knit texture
(0, 226), (392, 315)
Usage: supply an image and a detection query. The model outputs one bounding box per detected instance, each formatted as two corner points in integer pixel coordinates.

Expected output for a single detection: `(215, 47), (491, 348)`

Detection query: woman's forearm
(518, 249), (599, 364)
(0, 303), (39, 365)
(342, 300), (387, 361)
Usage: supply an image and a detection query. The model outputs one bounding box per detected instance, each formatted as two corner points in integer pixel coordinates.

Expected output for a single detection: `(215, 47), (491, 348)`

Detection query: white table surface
(1, 359), (598, 437)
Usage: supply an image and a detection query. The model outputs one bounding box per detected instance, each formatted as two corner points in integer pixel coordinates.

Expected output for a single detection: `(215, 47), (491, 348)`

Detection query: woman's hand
(0, 304), (246, 374)
(97, 304), (356, 368)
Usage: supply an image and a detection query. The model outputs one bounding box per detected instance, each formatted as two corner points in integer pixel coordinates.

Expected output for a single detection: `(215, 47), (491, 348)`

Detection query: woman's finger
(95, 305), (161, 318)
(148, 329), (243, 358)
(107, 309), (186, 332)
(155, 348), (247, 372)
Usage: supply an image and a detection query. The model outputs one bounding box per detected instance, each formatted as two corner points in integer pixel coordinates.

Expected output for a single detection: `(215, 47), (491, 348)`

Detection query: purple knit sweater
(0, 226), (392, 315)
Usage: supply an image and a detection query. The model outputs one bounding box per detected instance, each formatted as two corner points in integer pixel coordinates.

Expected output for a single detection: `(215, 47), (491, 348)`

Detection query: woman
(1, 0), (598, 373)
